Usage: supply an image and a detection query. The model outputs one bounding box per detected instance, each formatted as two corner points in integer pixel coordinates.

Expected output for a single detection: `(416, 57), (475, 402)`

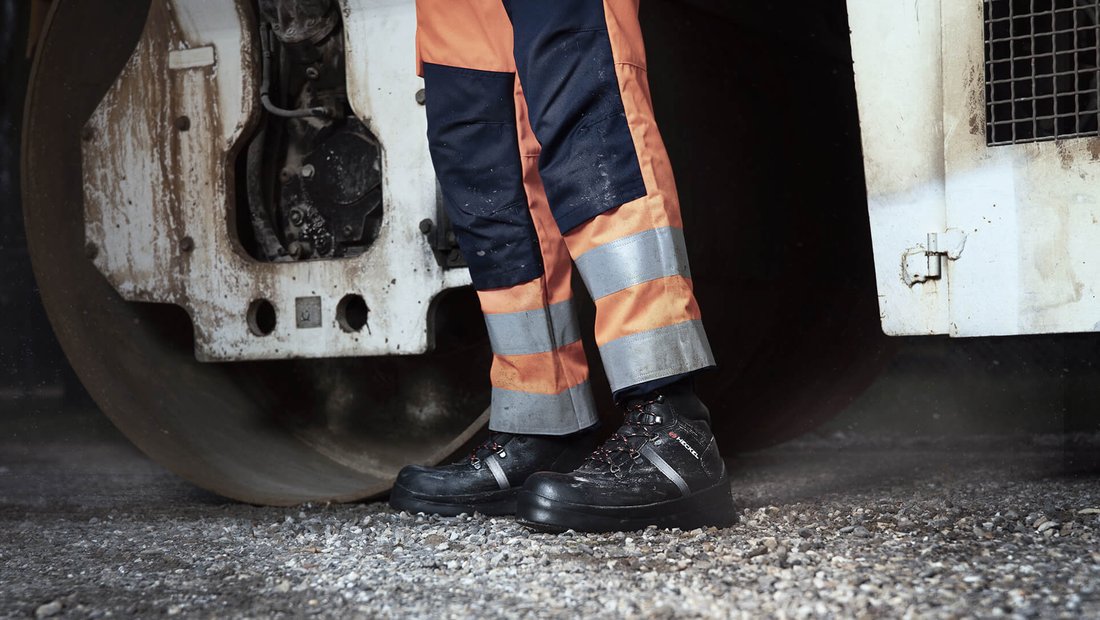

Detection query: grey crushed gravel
(1, 432), (1100, 618)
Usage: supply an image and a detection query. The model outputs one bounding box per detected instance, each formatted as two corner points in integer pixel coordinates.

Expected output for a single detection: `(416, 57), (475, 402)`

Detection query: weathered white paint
(167, 46), (215, 70)
(82, 0), (471, 362)
(847, 0), (950, 335)
(848, 0), (1100, 337)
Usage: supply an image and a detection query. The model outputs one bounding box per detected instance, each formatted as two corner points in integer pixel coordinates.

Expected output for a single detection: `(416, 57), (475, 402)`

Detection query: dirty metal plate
(943, 0), (1100, 336)
(81, 0), (471, 362)
(849, 0), (1100, 337)
(847, 0), (951, 335)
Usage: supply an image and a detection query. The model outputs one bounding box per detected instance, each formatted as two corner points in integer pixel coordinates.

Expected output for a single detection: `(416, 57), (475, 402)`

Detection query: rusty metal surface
(82, 0), (469, 363)
(22, 0), (488, 505)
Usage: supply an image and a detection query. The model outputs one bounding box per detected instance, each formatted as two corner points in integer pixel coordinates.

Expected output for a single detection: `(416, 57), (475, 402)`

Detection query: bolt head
(415, 89), (427, 105)
(419, 219), (434, 234)
(174, 116), (191, 132)
(301, 164), (316, 179)
(180, 236), (195, 252)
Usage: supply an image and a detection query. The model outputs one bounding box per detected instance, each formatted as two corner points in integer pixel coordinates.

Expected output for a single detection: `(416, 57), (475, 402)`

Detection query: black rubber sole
(388, 483), (518, 517)
(515, 474), (737, 533)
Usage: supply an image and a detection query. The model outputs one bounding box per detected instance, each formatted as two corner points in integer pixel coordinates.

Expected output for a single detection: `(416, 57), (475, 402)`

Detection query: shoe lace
(587, 396), (665, 472)
(467, 432), (511, 468)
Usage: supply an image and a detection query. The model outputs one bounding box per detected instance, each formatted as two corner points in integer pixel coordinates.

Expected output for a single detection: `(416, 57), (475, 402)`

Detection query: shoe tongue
(624, 401), (667, 427)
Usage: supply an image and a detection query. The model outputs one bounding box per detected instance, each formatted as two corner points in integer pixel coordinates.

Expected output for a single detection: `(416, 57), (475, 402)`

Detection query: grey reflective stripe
(599, 319), (716, 392)
(484, 454), (510, 490)
(489, 382), (599, 436)
(639, 443), (690, 497)
(574, 227), (691, 300)
(483, 300), (580, 356)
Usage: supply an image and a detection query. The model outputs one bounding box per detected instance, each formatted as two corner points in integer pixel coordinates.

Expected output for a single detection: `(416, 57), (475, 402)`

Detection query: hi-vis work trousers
(417, 0), (716, 435)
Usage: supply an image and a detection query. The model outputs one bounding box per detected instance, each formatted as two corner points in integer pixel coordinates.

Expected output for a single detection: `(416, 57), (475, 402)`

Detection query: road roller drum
(22, 0), (891, 504)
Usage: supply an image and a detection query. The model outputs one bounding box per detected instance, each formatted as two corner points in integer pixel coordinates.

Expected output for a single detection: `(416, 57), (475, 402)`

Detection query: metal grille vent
(984, 0), (1100, 146)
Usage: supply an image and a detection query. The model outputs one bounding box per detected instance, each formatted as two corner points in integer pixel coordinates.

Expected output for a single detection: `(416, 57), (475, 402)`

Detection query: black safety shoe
(389, 430), (596, 517)
(517, 391), (736, 533)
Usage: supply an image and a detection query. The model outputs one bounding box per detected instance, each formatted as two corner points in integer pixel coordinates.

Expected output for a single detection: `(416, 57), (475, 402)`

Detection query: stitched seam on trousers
(425, 63), (516, 80)
(577, 109), (628, 132)
(615, 61), (647, 72)
(459, 198), (527, 218)
(554, 179), (648, 231)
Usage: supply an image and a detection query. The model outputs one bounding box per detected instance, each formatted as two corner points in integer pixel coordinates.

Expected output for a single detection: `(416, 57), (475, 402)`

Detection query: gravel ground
(2, 411), (1100, 618)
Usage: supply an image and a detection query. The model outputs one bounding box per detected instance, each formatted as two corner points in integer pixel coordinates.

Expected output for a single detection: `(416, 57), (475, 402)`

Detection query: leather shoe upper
(523, 390), (726, 507)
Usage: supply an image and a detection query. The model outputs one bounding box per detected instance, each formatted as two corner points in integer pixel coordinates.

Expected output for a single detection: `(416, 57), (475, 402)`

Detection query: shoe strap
(484, 453), (511, 490)
(639, 443), (690, 497)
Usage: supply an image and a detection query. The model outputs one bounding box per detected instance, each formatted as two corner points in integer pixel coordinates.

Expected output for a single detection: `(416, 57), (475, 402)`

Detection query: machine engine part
(79, 0), (470, 362)
(248, 1), (384, 261)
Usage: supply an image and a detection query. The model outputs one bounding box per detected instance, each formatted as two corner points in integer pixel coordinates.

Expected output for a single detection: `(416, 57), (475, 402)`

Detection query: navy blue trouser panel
(613, 372), (694, 404)
(503, 0), (648, 233)
(422, 62), (544, 290)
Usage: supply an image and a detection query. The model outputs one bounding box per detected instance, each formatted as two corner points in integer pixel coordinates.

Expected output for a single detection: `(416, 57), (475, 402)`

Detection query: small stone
(744, 546), (768, 559)
(35, 601), (62, 618)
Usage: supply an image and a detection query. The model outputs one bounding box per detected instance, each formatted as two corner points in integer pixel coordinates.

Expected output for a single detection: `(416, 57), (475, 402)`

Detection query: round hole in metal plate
(337, 294), (369, 333)
(247, 299), (277, 337)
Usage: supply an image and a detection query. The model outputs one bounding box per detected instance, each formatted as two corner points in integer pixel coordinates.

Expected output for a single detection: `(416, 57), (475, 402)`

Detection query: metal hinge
(902, 229), (967, 286)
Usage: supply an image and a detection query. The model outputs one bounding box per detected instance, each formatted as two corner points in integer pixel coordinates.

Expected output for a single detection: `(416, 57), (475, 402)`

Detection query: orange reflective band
(593, 275), (702, 347)
(490, 340), (589, 395)
(478, 277), (549, 315)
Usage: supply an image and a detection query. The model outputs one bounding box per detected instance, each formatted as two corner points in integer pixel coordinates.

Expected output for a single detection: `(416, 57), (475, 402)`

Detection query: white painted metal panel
(82, 0), (471, 362)
(941, 0), (1100, 336)
(849, 0), (1100, 337)
(847, 0), (951, 335)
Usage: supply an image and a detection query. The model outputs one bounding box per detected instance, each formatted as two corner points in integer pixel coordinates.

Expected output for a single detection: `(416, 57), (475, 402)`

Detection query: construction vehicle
(25, 0), (1092, 505)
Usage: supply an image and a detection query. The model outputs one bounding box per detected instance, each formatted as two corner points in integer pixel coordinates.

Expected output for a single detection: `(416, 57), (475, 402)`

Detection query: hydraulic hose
(259, 24), (330, 119)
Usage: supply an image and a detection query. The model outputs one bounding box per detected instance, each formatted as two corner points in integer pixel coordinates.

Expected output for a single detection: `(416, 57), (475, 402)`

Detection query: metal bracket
(902, 229), (967, 286)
